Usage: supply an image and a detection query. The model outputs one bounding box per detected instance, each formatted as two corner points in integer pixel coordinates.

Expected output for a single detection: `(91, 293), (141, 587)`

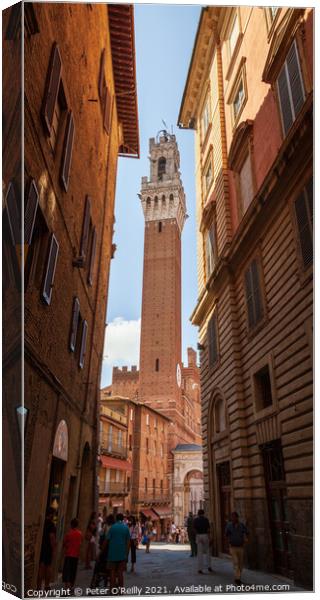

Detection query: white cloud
(103, 316), (141, 368)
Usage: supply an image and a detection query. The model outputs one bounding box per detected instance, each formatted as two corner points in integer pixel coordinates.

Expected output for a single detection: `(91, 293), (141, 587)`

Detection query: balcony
(99, 481), (130, 495)
(100, 441), (127, 458)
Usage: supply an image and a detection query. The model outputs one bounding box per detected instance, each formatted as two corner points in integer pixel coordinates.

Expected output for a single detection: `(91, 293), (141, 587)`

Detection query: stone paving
(54, 543), (304, 596)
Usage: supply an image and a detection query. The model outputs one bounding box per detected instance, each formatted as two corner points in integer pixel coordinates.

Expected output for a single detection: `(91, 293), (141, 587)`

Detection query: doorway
(216, 461), (231, 553)
(261, 440), (293, 578)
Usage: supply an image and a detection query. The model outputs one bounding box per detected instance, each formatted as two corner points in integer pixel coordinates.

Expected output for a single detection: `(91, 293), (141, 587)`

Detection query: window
(155, 358), (159, 372)
(214, 397), (226, 434)
(294, 178), (313, 269)
(69, 297), (80, 352)
(146, 413), (150, 426)
(118, 429), (123, 447)
(153, 479), (156, 499)
(42, 234), (59, 305)
(108, 425), (113, 452)
(158, 157), (166, 178)
(158, 222), (162, 233)
(154, 440), (157, 455)
(146, 438), (149, 454)
(160, 480), (163, 496)
(144, 478), (148, 493)
(127, 476), (131, 491)
(130, 408), (133, 421)
(229, 13), (239, 58)
(160, 443), (164, 458)
(203, 157), (213, 195)
(207, 313), (218, 367)
(254, 365), (273, 411)
(205, 222), (216, 279)
(79, 320), (88, 369)
(265, 7), (279, 32)
(233, 77), (245, 120)
(244, 258), (264, 329)
(239, 153), (254, 213)
(129, 434), (132, 451)
(154, 417), (157, 429)
(201, 96), (210, 140)
(277, 40), (305, 136)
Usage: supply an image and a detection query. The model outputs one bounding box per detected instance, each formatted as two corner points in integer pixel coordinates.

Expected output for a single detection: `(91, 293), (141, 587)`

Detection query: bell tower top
(140, 131), (187, 233)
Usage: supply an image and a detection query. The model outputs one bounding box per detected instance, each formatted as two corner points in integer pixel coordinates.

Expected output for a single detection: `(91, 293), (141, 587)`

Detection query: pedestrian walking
(106, 513), (130, 593)
(144, 516), (153, 553)
(193, 509), (213, 574)
(90, 514), (115, 588)
(62, 518), (83, 591)
(85, 512), (97, 568)
(187, 512), (197, 557)
(170, 521), (176, 543)
(128, 516), (139, 572)
(37, 507), (57, 590)
(225, 511), (249, 584)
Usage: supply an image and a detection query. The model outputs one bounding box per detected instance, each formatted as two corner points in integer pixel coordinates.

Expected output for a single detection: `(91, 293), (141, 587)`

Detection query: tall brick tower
(139, 131), (195, 451)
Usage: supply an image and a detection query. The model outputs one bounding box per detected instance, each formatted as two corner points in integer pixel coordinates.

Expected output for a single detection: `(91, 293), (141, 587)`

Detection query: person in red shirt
(62, 518), (83, 590)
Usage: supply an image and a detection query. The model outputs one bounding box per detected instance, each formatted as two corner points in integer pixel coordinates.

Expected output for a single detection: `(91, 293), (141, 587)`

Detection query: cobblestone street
(53, 543), (303, 596)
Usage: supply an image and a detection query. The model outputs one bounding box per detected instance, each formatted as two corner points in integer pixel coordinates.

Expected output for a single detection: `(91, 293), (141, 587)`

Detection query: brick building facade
(179, 6), (313, 588)
(3, 3), (139, 590)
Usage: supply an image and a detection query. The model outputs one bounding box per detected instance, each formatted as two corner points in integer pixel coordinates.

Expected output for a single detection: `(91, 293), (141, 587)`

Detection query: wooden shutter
(79, 320), (88, 369)
(5, 182), (21, 244)
(295, 184), (313, 268)
(103, 86), (112, 134)
(208, 314), (218, 367)
(277, 64), (293, 135)
(99, 49), (106, 99)
(42, 43), (62, 135)
(25, 179), (39, 244)
(60, 110), (75, 191)
(80, 196), (92, 258)
(88, 226), (97, 285)
(69, 297), (80, 352)
(42, 234), (59, 305)
(287, 40), (305, 119)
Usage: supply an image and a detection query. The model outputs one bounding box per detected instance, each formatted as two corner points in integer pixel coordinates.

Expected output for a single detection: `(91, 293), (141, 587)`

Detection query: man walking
(107, 513), (130, 593)
(193, 509), (213, 574)
(225, 511), (249, 584)
(187, 512), (197, 557)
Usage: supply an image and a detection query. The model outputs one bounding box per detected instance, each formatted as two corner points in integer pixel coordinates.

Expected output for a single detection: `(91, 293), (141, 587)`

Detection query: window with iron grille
(244, 258), (264, 329)
(277, 39), (305, 136)
(294, 178), (313, 269)
(207, 313), (218, 367)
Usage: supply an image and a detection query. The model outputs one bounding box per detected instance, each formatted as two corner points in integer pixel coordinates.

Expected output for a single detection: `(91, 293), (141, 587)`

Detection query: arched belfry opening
(158, 156), (166, 178)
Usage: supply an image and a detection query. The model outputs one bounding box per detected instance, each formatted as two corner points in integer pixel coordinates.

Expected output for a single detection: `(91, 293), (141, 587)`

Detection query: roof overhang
(108, 4), (140, 158)
(177, 7), (220, 129)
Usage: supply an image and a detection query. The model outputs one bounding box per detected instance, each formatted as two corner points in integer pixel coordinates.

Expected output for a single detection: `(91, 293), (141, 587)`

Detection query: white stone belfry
(141, 131), (187, 233)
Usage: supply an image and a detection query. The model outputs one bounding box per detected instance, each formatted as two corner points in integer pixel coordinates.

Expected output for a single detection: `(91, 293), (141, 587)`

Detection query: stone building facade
(179, 6), (313, 588)
(2, 4), (139, 590)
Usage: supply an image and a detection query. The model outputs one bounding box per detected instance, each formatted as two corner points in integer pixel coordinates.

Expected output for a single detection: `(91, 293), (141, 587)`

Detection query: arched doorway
(183, 470), (203, 517)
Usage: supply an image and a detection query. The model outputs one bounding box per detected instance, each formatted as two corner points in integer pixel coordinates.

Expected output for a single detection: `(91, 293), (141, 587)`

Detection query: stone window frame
(264, 6), (280, 40)
(209, 389), (229, 444)
(200, 85), (212, 149)
(250, 353), (278, 421)
(206, 306), (220, 372)
(227, 58), (248, 129)
(276, 38), (306, 138)
(204, 215), (218, 283)
(225, 7), (243, 81)
(228, 120), (257, 220)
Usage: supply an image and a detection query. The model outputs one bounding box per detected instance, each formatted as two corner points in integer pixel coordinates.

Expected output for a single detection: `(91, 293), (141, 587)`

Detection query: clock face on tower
(176, 363), (182, 388)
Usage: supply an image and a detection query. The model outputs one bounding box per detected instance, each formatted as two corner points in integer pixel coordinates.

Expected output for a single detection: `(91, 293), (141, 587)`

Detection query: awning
(99, 455), (132, 472)
(152, 506), (172, 519)
(140, 509), (158, 519)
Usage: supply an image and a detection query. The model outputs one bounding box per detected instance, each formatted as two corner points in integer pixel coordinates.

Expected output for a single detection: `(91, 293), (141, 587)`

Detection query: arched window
(154, 195), (158, 204)
(214, 396), (226, 433)
(146, 196), (151, 206)
(162, 194), (166, 204)
(158, 157), (166, 177)
(169, 193), (174, 203)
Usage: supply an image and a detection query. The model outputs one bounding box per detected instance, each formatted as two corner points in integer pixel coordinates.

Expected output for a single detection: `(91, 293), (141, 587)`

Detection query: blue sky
(101, 4), (202, 387)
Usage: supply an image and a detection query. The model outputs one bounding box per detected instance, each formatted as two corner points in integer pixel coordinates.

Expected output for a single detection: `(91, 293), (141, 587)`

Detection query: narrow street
(53, 543), (303, 596)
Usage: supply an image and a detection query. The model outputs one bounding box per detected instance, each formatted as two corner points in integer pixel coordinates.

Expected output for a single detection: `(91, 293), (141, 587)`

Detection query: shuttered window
(60, 110), (75, 191)
(239, 154), (254, 213)
(88, 226), (97, 286)
(245, 258), (264, 329)
(79, 320), (88, 369)
(5, 182), (21, 245)
(69, 297), (80, 352)
(294, 178), (313, 268)
(206, 223), (216, 279)
(42, 234), (59, 305)
(277, 39), (305, 136)
(25, 179), (39, 244)
(42, 43), (62, 135)
(103, 86), (112, 134)
(98, 49), (106, 99)
(80, 196), (92, 259)
(208, 313), (218, 367)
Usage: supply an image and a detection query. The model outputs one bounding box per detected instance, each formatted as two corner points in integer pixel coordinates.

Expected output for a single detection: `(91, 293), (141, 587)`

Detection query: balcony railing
(99, 481), (130, 495)
(100, 441), (127, 458)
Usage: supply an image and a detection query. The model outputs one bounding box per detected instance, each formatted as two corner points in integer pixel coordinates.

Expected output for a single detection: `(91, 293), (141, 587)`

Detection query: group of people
(187, 509), (249, 584)
(167, 522), (186, 544)
(37, 508), (158, 594)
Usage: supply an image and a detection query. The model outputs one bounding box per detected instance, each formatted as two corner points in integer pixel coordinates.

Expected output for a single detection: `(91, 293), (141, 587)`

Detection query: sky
(100, 4), (202, 388)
